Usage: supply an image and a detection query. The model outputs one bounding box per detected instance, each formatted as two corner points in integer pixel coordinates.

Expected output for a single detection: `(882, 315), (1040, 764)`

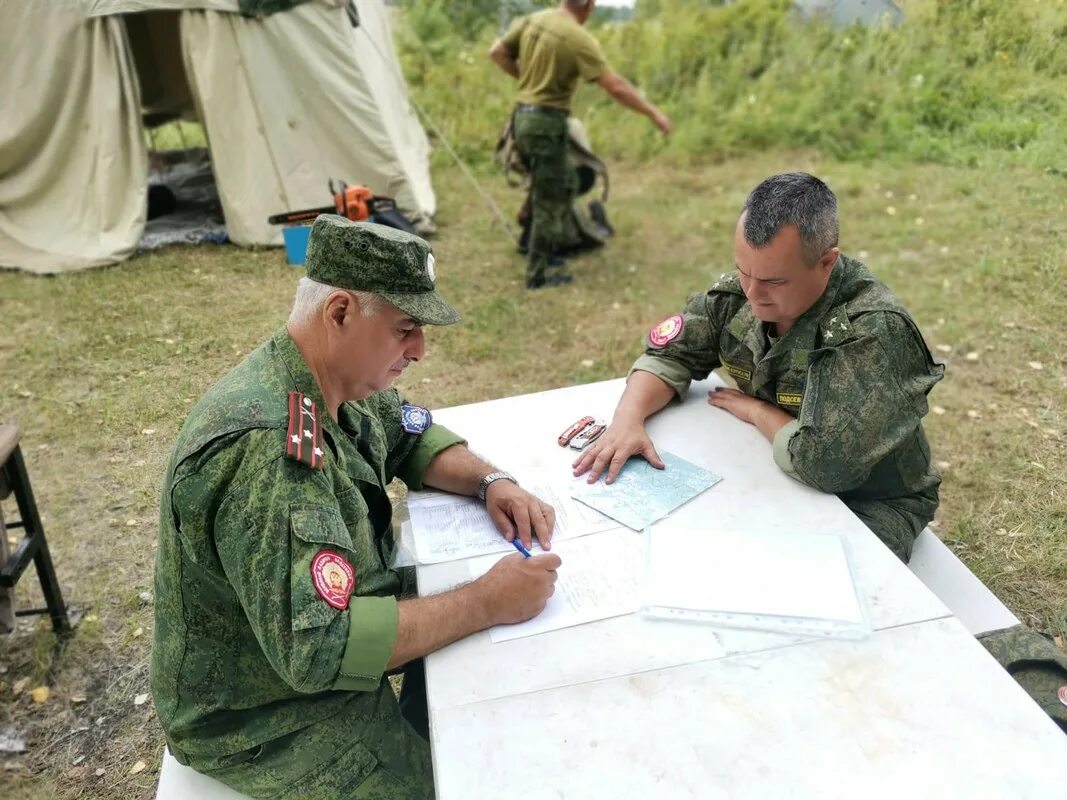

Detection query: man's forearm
(421, 443), (493, 497)
(598, 71), (660, 119)
(488, 42), (520, 79)
(615, 370), (676, 424)
(752, 403), (794, 443)
(387, 583), (491, 669)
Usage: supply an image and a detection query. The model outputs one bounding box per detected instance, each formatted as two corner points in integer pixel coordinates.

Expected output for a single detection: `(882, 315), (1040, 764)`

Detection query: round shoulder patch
(310, 550), (355, 610)
(1058, 685), (1067, 708)
(648, 314), (685, 348)
(401, 402), (433, 434)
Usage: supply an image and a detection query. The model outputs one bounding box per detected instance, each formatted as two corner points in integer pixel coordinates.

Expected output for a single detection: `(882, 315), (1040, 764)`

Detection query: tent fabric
(86, 1), (334, 17)
(0, 0), (435, 273)
(0, 0), (148, 273)
(181, 1), (435, 247)
(87, 1), (242, 14)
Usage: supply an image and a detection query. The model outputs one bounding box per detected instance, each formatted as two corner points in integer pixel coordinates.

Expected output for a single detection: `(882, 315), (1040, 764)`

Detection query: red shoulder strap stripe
(310, 395), (322, 470)
(286, 391), (300, 462)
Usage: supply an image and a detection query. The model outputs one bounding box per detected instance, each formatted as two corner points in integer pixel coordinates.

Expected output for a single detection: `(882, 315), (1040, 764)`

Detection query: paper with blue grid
(569, 451), (722, 531)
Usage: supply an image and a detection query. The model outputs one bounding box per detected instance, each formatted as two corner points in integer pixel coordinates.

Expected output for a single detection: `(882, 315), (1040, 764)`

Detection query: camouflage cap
(304, 215), (460, 326)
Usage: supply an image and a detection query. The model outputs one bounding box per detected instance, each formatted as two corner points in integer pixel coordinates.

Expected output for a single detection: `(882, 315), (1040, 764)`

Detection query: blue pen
(511, 538), (533, 558)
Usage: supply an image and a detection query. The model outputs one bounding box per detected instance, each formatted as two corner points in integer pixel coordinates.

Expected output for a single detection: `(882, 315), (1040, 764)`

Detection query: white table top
(414, 378), (1067, 798)
(429, 617), (1066, 800)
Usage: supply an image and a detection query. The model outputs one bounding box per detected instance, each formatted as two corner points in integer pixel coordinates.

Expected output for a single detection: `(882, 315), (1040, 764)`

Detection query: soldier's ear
(818, 247), (839, 274)
(322, 291), (354, 330)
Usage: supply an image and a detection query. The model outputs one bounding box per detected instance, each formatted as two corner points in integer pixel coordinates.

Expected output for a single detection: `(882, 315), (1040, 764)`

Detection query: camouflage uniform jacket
(633, 255), (944, 560)
(150, 328), (464, 767)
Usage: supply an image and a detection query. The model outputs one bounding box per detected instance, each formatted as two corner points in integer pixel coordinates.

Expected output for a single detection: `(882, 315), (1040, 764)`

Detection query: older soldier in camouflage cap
(574, 173), (944, 562)
(151, 216), (561, 799)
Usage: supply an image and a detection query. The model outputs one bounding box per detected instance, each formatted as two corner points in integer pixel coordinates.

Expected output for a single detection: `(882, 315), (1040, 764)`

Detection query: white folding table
(414, 377), (1066, 799)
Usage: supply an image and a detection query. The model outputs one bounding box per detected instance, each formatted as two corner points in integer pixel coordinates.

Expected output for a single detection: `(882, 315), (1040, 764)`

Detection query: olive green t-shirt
(502, 9), (609, 110)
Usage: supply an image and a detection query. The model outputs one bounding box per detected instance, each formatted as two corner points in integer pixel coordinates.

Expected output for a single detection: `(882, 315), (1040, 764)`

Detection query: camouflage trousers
(979, 625), (1067, 734)
(200, 663), (433, 799)
(513, 107), (576, 284)
(847, 490), (936, 563)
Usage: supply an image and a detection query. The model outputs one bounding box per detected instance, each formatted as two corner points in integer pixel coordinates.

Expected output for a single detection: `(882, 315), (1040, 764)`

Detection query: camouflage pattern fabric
(979, 625), (1067, 734)
(633, 256), (944, 561)
(151, 329), (465, 797)
(513, 109), (575, 284)
(305, 216), (459, 326)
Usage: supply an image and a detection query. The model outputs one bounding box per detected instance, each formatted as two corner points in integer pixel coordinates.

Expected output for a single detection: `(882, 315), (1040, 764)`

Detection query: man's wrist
(477, 471), (517, 502)
(457, 580), (496, 630)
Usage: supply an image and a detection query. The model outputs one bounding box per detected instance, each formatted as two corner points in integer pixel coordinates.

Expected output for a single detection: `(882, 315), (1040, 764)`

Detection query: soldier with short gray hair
(574, 173), (944, 562)
(151, 216), (561, 798)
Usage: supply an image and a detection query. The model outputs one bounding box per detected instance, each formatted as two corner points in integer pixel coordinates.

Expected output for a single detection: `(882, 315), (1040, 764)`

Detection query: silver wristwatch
(477, 471), (517, 502)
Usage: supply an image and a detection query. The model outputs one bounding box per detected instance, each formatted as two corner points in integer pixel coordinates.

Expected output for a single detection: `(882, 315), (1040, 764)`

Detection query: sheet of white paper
(467, 530), (644, 643)
(570, 451), (723, 531)
(644, 527), (866, 633)
(409, 483), (618, 564)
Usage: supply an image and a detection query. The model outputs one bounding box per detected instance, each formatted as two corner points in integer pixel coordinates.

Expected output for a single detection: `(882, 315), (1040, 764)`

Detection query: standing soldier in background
(489, 0), (671, 289)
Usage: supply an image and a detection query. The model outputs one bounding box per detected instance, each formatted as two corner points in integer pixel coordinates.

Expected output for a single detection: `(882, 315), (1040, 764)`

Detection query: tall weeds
(394, 0), (1067, 170)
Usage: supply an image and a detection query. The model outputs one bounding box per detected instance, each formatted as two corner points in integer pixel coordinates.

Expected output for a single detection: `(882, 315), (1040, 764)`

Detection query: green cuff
(772, 419), (802, 479)
(396, 424), (466, 490)
(629, 355), (691, 399)
(333, 595), (399, 692)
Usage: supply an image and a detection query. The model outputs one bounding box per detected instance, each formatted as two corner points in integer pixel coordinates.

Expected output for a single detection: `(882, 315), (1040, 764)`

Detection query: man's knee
(851, 504), (922, 562)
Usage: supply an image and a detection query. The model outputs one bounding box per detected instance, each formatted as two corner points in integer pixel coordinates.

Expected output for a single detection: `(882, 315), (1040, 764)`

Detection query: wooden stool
(0, 423), (70, 634)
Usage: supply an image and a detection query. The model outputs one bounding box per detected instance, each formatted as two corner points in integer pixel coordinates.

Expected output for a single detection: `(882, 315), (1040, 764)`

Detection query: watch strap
(477, 471), (517, 502)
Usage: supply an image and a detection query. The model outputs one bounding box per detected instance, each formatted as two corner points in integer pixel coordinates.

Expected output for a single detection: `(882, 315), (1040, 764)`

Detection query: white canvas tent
(0, 0), (436, 274)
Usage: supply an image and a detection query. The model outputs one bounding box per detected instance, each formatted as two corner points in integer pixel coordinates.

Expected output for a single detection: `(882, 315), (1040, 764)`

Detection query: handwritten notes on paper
(466, 530), (644, 643)
(408, 482), (617, 564)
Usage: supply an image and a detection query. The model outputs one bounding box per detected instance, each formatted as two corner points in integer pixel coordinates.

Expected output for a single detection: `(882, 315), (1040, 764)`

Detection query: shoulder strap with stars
(818, 305), (858, 347)
(708, 271), (744, 296)
(286, 391), (325, 470)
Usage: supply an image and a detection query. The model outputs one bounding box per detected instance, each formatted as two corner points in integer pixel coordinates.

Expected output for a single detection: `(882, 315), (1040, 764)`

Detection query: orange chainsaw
(268, 180), (414, 234)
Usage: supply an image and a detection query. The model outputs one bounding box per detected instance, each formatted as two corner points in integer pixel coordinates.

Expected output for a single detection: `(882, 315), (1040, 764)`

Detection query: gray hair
(288, 277), (387, 325)
(742, 173), (839, 265)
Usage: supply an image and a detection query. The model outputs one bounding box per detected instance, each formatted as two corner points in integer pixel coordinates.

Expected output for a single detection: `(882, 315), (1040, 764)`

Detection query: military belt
(515, 103), (569, 118)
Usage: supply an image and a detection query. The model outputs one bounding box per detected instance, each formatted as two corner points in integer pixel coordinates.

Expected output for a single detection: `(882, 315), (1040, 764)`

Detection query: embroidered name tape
(721, 361), (752, 382)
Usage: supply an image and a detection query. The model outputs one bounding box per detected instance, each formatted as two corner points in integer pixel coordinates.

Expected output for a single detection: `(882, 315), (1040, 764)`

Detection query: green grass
(1, 152), (1064, 797)
(397, 0), (1067, 172)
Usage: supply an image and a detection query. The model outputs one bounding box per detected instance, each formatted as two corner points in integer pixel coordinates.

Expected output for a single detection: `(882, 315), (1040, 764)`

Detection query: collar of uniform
(727, 303), (769, 364)
(764, 256), (847, 362)
(271, 327), (331, 419)
(269, 328), (373, 436)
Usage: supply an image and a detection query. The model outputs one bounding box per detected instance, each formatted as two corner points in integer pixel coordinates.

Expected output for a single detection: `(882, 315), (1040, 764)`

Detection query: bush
(393, 0), (1067, 171)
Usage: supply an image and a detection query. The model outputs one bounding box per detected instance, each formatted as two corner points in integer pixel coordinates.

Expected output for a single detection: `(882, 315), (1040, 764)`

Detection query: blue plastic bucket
(282, 225), (312, 266)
